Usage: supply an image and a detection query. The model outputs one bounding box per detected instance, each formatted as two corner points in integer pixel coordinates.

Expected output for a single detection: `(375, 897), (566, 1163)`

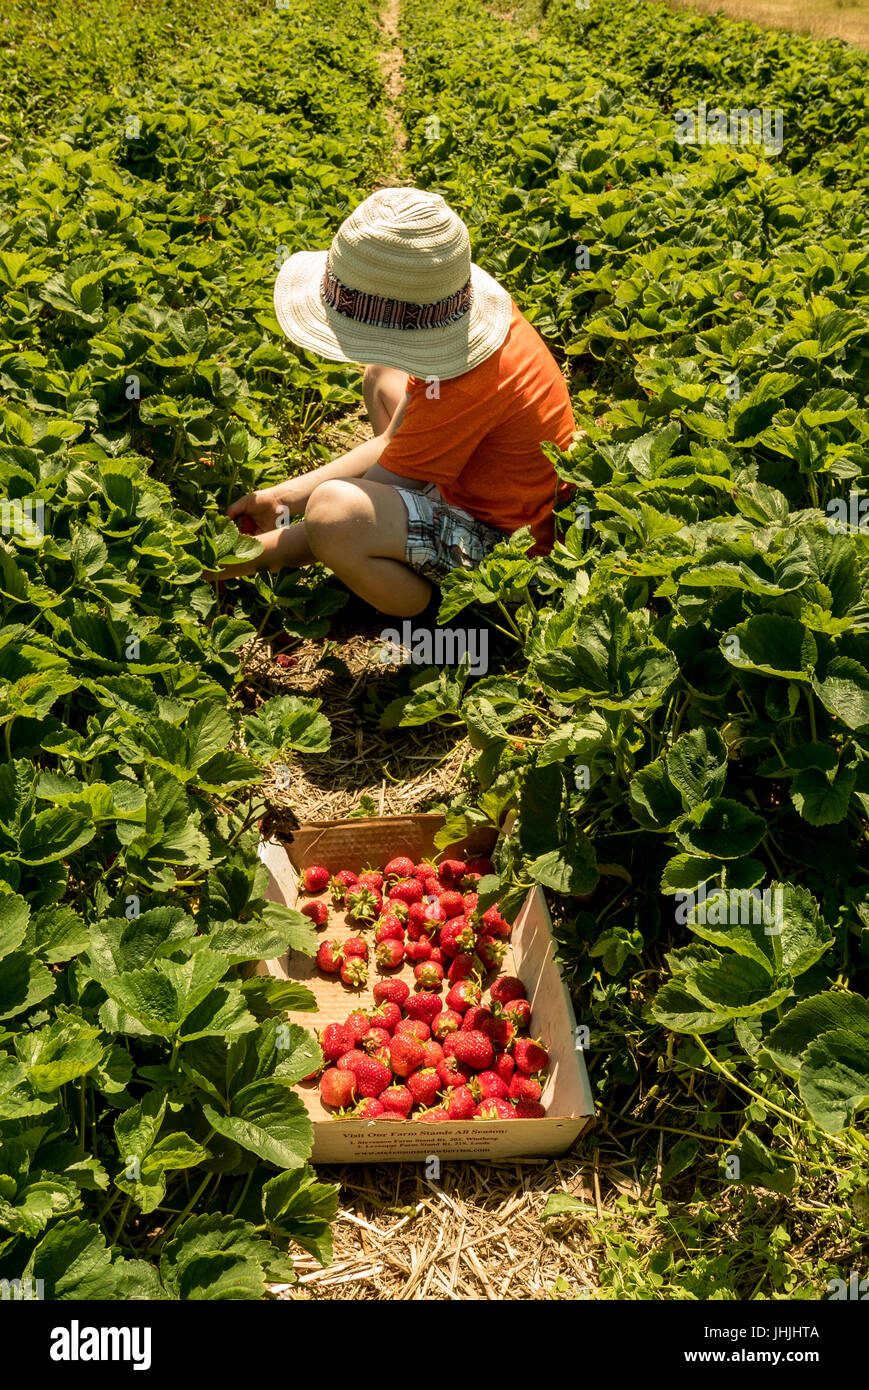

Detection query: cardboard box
(256, 815), (595, 1162)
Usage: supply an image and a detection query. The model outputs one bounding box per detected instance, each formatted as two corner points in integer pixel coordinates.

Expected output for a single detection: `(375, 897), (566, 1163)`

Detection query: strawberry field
(1, 0), (869, 1308)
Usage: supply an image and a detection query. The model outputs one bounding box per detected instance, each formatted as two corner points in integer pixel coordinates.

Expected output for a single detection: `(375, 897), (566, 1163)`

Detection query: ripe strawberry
(390, 1033), (426, 1077)
(513, 1098), (546, 1118)
(414, 1107), (451, 1122)
(513, 1038), (549, 1075)
(320, 1022), (354, 1062)
(503, 998), (531, 1029)
(405, 992), (442, 1027)
(370, 1001), (401, 1033)
(346, 886), (381, 923)
(421, 1038), (443, 1068)
(373, 979), (409, 1008)
(389, 877), (424, 906)
(303, 864), (330, 894)
(384, 856), (415, 880)
(447, 952), (477, 983)
(462, 1004), (493, 1033)
(374, 915), (405, 943)
(340, 957), (368, 988)
(493, 1051), (515, 1083)
(509, 1074), (543, 1102)
(236, 514), (258, 535)
(423, 875), (442, 897)
(450, 1030), (494, 1071)
(319, 1067), (357, 1108)
(472, 1070), (509, 1101)
(355, 1097), (386, 1118)
(490, 976), (527, 1006)
(301, 899), (329, 927)
(481, 905), (510, 938)
(438, 890), (465, 919)
(381, 1085), (413, 1117)
(395, 1018), (430, 1042)
(375, 939), (404, 970)
(343, 935), (368, 960)
(353, 1056), (392, 1098)
(412, 861), (438, 881)
(406, 1067), (440, 1108)
(386, 898), (408, 924)
(437, 858), (467, 886)
(407, 902), (430, 935)
(463, 892), (479, 915)
(357, 870), (384, 892)
(440, 918), (476, 959)
(404, 936), (433, 963)
(329, 869), (358, 904)
(437, 1056), (473, 1088)
(345, 1011), (371, 1043)
(446, 979), (481, 1015)
(464, 856), (494, 878)
(474, 934), (506, 972)
(432, 1008), (462, 1040)
(364, 1026), (392, 1052)
(445, 1084), (476, 1120)
(316, 939), (343, 973)
(414, 960), (444, 990)
(474, 1098), (514, 1120)
(430, 946), (446, 965)
(481, 1014), (515, 1050)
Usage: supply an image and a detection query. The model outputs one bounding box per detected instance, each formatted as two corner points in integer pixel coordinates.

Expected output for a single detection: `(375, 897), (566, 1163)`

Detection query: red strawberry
(320, 1022), (354, 1062)
(301, 899), (329, 927)
(381, 1085), (413, 1117)
(463, 892), (479, 915)
(340, 957), (368, 988)
(404, 937), (433, 963)
(461, 872), (480, 890)
(481, 906), (510, 938)
(421, 1038), (443, 1068)
(406, 1067), (440, 1108)
(364, 1026), (392, 1052)
(384, 856), (415, 880)
(236, 514), (258, 535)
(432, 1008), (462, 1040)
(373, 979), (409, 1008)
(474, 1097), (514, 1120)
(319, 1067), (357, 1108)
(414, 960), (444, 990)
(423, 875), (442, 897)
(503, 998), (531, 1029)
(303, 865), (329, 894)
(336, 1049), (368, 1071)
(412, 861), (438, 881)
(329, 869), (358, 904)
(316, 939), (343, 973)
(514, 1098), (546, 1118)
(446, 979), (482, 1015)
(370, 1001), (401, 1033)
(437, 1056), (473, 1088)
(493, 1052), (515, 1083)
(440, 918), (476, 959)
(390, 1034), (425, 1077)
(357, 870), (384, 892)
(353, 1056), (392, 1098)
(509, 1074), (542, 1102)
(462, 1004), (493, 1033)
(374, 915), (405, 943)
(386, 898), (408, 924)
(355, 1097), (385, 1118)
(438, 890), (465, 919)
(343, 936), (368, 960)
(438, 858), (467, 886)
(375, 939), (404, 970)
(464, 856), (494, 878)
(407, 902), (430, 935)
(405, 992), (442, 1027)
(447, 952), (477, 983)
(345, 1011), (371, 1043)
(445, 1084), (476, 1119)
(395, 1018), (430, 1042)
(474, 934), (506, 972)
(346, 886), (381, 923)
(414, 1107), (451, 1122)
(490, 976), (527, 1006)
(481, 1014), (515, 1049)
(472, 1070), (509, 1101)
(450, 1030), (494, 1071)
(513, 1038), (549, 1075)
(389, 877), (424, 906)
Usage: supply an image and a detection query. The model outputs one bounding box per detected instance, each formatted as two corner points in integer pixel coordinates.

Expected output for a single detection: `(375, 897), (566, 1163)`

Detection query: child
(217, 187), (575, 617)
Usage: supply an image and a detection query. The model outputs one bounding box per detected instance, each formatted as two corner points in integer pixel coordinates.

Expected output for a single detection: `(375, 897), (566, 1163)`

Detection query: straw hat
(273, 188), (512, 381)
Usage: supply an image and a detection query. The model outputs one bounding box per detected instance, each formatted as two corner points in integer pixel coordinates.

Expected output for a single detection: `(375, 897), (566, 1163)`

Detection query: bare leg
(363, 364), (408, 433)
(304, 477), (432, 617)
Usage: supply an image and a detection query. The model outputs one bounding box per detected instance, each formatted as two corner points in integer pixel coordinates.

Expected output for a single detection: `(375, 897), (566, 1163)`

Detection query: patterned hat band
(321, 265), (473, 331)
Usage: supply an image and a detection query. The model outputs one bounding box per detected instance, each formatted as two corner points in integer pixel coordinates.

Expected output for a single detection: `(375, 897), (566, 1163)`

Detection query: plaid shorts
(394, 484), (508, 583)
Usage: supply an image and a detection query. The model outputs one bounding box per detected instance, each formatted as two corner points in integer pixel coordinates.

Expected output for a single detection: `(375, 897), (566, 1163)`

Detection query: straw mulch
(268, 1137), (647, 1300)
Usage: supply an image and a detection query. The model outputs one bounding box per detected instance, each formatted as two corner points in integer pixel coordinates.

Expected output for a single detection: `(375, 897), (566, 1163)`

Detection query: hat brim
(273, 250), (512, 382)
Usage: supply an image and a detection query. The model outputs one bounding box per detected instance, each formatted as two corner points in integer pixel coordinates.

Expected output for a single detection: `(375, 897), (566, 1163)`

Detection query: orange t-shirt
(377, 301), (575, 552)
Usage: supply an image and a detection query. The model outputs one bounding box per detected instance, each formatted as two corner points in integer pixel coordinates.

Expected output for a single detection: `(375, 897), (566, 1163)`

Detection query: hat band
(321, 266), (472, 330)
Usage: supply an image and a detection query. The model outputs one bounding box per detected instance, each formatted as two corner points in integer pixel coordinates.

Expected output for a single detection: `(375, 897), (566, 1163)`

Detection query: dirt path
(374, 0), (410, 187)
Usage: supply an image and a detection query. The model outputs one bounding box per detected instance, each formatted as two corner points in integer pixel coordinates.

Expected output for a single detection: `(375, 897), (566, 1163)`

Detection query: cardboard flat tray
(256, 815), (595, 1163)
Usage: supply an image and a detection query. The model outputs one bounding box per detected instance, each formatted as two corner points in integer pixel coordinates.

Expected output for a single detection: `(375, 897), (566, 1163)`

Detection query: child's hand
(227, 485), (298, 532)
